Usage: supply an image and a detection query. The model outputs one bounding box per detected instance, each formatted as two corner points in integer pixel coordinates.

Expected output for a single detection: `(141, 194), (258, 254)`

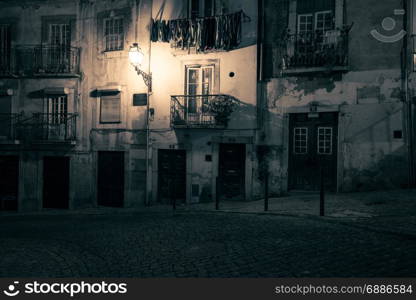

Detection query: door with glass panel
(186, 65), (214, 125)
(48, 23), (71, 72)
(289, 112), (338, 191)
(46, 95), (68, 140)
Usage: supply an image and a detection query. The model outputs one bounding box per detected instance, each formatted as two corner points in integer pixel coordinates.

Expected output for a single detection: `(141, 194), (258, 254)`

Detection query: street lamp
(129, 43), (152, 207)
(129, 43), (152, 91)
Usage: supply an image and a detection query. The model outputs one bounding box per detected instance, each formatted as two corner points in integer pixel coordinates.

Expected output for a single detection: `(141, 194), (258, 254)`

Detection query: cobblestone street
(0, 211), (415, 278)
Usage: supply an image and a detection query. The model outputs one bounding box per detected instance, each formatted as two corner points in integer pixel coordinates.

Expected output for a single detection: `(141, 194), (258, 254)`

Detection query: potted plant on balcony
(209, 95), (238, 126)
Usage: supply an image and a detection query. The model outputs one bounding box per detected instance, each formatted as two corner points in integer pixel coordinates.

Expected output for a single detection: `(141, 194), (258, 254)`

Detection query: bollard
(264, 172), (269, 212)
(320, 167), (325, 216)
(171, 177), (176, 211)
(173, 182), (176, 211)
(215, 177), (220, 210)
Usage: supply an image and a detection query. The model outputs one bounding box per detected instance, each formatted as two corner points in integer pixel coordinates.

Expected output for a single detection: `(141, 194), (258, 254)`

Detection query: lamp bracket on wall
(135, 66), (152, 92)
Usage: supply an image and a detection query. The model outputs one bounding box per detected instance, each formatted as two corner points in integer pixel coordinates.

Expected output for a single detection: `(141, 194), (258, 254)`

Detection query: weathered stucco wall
(262, 0), (407, 193)
(147, 0), (259, 202)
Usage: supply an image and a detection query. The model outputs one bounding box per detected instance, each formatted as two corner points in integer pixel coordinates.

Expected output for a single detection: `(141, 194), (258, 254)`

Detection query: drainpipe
(146, 0), (153, 206)
(257, 0), (265, 131)
(403, 0), (416, 187)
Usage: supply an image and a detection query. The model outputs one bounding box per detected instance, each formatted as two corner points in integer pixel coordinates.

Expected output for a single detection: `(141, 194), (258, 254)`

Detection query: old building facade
(259, 0), (412, 194)
(0, 0), (413, 212)
(0, 0), (260, 211)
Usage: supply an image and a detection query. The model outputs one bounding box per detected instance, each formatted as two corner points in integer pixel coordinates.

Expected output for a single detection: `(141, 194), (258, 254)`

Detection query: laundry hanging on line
(150, 11), (244, 52)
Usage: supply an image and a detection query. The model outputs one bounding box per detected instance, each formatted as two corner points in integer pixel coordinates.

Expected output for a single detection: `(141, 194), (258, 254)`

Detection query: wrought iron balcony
(281, 29), (349, 72)
(17, 113), (77, 143)
(171, 94), (237, 128)
(0, 45), (81, 77)
(0, 113), (24, 141)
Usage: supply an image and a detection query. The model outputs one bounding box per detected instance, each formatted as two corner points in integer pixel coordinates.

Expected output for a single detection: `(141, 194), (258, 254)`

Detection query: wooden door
(218, 143), (246, 201)
(289, 112), (338, 191)
(43, 156), (70, 209)
(158, 149), (187, 204)
(97, 152), (125, 207)
(0, 156), (19, 211)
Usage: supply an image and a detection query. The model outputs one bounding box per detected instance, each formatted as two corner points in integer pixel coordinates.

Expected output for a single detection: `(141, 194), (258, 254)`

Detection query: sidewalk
(1, 189), (415, 237)
(187, 189), (416, 238)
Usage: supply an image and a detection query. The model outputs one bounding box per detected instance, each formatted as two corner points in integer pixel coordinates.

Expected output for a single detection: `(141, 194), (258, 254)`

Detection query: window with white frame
(297, 14), (313, 35)
(317, 127), (333, 155)
(294, 127), (308, 154)
(104, 17), (124, 51)
(100, 93), (121, 123)
(186, 65), (214, 95)
(296, 0), (334, 35)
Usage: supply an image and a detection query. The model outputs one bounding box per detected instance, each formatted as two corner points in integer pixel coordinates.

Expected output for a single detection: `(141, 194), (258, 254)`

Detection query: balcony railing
(0, 45), (80, 76)
(281, 29), (349, 71)
(0, 113), (23, 141)
(171, 95), (237, 128)
(17, 113), (77, 143)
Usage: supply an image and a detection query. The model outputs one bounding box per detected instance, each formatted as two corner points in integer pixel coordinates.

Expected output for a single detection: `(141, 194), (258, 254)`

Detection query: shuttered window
(100, 94), (121, 123)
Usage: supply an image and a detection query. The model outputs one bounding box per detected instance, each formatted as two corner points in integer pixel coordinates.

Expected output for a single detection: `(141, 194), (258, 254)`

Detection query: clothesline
(161, 10), (251, 23)
(150, 10), (245, 53)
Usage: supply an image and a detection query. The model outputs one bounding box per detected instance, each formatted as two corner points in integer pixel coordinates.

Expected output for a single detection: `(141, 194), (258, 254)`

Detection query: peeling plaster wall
(265, 71), (406, 193)
(76, 0), (149, 208)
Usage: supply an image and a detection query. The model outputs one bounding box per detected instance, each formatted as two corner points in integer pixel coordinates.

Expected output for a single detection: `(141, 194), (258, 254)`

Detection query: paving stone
(0, 212), (415, 277)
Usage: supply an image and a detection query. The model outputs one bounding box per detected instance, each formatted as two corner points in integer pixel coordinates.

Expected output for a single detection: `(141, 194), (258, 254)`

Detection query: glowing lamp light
(129, 43), (144, 67)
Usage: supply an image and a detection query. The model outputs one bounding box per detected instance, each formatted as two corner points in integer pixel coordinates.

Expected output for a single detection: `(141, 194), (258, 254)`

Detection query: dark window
(100, 94), (121, 123)
(190, 0), (200, 18)
(204, 0), (215, 17)
(0, 24), (11, 72)
(104, 17), (124, 51)
(297, 0), (335, 14)
(190, 0), (215, 18)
